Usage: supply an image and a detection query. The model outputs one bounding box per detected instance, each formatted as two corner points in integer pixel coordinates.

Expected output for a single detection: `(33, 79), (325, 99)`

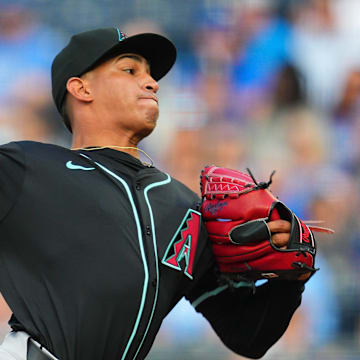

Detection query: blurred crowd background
(1, 0), (360, 358)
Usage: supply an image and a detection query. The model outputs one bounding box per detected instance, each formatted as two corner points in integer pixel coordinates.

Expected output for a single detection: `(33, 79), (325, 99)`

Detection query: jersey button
(146, 225), (152, 236)
(135, 182), (141, 190)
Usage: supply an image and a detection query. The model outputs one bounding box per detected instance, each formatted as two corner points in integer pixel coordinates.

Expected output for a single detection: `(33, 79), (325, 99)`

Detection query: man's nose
(143, 74), (159, 93)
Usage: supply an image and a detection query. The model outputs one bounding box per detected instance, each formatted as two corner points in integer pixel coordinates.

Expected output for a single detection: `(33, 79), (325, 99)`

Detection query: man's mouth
(138, 95), (158, 104)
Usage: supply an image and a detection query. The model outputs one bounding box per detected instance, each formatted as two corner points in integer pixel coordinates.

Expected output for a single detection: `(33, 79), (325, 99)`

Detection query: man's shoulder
(169, 176), (201, 203)
(7, 140), (68, 152)
(0, 141), (72, 170)
(0, 141), (70, 158)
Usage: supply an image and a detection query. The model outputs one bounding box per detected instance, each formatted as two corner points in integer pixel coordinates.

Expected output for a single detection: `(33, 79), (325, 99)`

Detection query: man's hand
(268, 220), (311, 280)
(268, 220), (291, 249)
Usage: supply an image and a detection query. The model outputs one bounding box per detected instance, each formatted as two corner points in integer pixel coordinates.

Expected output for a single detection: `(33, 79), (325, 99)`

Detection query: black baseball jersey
(0, 141), (304, 360)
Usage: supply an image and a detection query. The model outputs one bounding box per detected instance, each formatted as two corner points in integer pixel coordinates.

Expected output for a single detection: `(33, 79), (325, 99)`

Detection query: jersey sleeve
(185, 225), (305, 358)
(0, 142), (25, 221)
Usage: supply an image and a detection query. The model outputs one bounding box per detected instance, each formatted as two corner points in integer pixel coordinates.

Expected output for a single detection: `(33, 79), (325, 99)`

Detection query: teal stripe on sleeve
(191, 281), (253, 308)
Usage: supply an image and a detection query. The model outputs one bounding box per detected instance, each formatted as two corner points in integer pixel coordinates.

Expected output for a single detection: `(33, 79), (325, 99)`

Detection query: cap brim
(84, 33), (177, 81)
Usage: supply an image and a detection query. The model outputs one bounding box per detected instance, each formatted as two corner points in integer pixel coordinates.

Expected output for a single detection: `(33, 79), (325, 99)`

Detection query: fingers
(267, 220), (291, 233)
(297, 272), (311, 281)
(268, 220), (291, 249)
(271, 232), (289, 248)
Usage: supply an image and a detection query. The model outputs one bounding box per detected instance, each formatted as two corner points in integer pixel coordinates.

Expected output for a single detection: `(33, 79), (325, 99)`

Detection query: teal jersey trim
(191, 281), (253, 308)
(133, 173), (171, 359)
(86, 158), (149, 360)
(191, 285), (228, 308)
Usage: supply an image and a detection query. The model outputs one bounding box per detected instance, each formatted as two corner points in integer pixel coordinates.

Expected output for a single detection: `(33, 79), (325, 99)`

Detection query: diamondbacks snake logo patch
(162, 209), (201, 279)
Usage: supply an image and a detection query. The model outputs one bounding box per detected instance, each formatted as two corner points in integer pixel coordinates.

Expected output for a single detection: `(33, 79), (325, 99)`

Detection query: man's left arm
(187, 273), (304, 359)
(184, 213), (307, 358)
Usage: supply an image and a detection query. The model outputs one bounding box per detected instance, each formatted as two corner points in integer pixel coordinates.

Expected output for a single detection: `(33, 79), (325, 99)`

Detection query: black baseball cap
(51, 27), (177, 128)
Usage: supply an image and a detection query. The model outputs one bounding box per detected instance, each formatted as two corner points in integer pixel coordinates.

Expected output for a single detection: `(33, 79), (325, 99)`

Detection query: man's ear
(66, 77), (93, 103)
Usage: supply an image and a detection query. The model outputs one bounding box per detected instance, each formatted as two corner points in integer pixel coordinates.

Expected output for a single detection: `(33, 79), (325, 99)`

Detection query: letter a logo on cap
(116, 28), (127, 42)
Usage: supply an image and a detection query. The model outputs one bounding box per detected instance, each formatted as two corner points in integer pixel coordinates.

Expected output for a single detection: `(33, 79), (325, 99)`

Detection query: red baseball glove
(200, 165), (328, 282)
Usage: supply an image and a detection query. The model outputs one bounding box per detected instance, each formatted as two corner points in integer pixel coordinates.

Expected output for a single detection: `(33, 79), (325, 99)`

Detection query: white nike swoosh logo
(66, 161), (95, 171)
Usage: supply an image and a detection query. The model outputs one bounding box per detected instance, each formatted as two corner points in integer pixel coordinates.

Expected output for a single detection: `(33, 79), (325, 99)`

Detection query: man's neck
(71, 130), (141, 159)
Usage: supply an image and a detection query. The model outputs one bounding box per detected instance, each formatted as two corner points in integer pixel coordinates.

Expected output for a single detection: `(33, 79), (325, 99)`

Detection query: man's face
(83, 53), (160, 138)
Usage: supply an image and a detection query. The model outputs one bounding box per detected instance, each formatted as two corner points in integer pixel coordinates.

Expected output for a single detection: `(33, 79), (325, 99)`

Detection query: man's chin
(143, 109), (159, 127)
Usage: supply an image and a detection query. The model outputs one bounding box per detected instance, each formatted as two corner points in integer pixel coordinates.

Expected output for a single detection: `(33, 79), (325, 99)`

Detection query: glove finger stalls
(230, 219), (271, 244)
(211, 241), (272, 262)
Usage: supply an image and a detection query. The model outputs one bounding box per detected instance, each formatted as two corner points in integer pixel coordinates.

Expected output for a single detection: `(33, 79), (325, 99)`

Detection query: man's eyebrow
(115, 54), (150, 72)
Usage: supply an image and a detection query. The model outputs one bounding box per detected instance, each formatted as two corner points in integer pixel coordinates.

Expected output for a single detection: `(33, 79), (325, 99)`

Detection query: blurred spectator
(272, 63), (305, 110)
(0, 4), (69, 145)
(309, 167), (360, 346)
(290, 0), (359, 112)
(0, 5), (62, 99)
(243, 62), (332, 216)
(332, 69), (360, 175)
(265, 255), (339, 359)
(229, 0), (293, 123)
